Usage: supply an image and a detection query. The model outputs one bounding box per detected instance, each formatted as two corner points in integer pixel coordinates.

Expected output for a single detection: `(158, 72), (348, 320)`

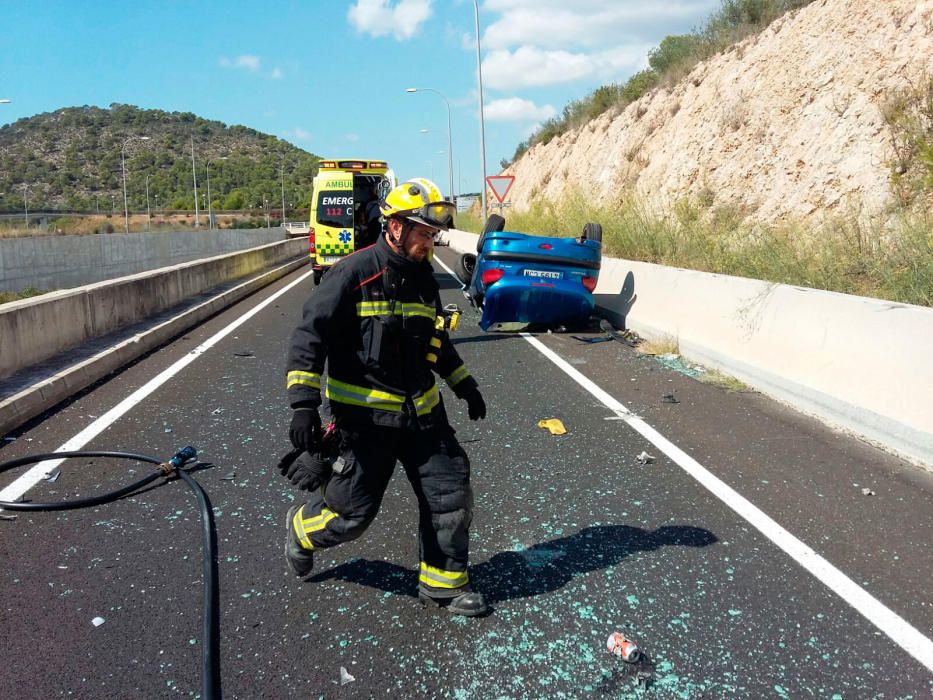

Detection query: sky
(0, 0), (719, 197)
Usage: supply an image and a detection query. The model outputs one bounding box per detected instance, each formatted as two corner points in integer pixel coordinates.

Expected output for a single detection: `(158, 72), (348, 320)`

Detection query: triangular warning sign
(485, 175), (515, 203)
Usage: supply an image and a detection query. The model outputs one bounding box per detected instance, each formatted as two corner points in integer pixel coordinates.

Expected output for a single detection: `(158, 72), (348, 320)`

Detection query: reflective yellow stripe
(425, 352), (438, 364)
(292, 505), (314, 550)
(401, 303), (436, 320)
(302, 506), (339, 533)
(355, 302), (434, 320)
(326, 377), (405, 412)
(413, 382), (440, 416)
(325, 377), (439, 416)
(434, 316), (446, 331)
(445, 364), (470, 388)
(429, 337), (442, 348)
(286, 370), (321, 390)
(357, 301), (393, 317)
(419, 562), (469, 589)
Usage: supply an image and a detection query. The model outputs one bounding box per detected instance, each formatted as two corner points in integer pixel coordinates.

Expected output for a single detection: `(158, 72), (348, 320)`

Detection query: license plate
(323, 255), (344, 264)
(523, 269), (562, 279)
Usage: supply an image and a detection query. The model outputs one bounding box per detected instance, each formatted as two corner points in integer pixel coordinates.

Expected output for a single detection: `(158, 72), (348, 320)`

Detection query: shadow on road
(307, 524), (717, 603)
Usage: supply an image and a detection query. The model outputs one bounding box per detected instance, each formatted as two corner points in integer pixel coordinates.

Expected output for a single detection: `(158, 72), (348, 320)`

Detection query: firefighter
(282, 178), (488, 617)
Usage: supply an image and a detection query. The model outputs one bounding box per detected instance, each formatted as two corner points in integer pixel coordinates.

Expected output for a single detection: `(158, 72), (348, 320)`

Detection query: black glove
(464, 389), (486, 421)
(286, 450), (333, 492)
(289, 407), (322, 451)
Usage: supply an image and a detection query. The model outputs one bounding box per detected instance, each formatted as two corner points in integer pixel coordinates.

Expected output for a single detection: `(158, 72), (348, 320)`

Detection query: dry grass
(637, 336), (680, 356)
(0, 212), (267, 238)
(697, 369), (750, 392)
(484, 188), (933, 308)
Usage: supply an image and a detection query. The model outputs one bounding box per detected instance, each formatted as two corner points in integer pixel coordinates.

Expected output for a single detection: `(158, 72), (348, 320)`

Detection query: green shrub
(883, 75), (933, 207)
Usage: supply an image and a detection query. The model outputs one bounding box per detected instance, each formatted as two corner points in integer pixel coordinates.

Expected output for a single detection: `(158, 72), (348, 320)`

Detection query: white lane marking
(0, 267), (315, 504)
(433, 251), (933, 673)
(522, 332), (933, 673)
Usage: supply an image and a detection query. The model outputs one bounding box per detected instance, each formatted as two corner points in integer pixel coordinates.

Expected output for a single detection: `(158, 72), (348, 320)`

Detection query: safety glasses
(399, 201), (456, 231)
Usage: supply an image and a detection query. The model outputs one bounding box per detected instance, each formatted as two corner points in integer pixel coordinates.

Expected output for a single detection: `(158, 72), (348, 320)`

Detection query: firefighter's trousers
(291, 424), (474, 598)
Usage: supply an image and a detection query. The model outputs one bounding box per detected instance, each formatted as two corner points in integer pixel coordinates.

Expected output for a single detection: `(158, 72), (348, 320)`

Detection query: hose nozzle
(171, 446), (198, 468)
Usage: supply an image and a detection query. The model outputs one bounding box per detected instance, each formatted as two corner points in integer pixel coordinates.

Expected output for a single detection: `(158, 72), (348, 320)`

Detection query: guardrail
(0, 227), (289, 293)
(0, 239), (308, 435)
(444, 228), (933, 469)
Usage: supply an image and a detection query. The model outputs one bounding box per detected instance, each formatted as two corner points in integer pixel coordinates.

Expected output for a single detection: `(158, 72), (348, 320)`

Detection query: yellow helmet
(379, 178), (455, 231)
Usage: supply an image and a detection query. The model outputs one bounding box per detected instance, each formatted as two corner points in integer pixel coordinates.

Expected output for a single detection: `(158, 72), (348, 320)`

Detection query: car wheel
(582, 222), (603, 243)
(454, 253), (476, 286)
(477, 214), (506, 252)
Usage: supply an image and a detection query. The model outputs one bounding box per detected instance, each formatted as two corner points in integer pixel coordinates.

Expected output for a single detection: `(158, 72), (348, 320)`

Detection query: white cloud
(234, 55), (261, 72)
(219, 55), (284, 80)
(481, 0), (718, 49)
(348, 0), (433, 40)
(219, 55), (262, 73)
(482, 45), (651, 90)
(484, 97), (556, 122)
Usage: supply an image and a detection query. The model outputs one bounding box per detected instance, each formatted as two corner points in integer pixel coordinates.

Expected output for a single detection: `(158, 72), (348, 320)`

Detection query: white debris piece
(636, 451), (656, 465)
(339, 667), (356, 685)
(92, 617), (106, 627)
(861, 488), (875, 496)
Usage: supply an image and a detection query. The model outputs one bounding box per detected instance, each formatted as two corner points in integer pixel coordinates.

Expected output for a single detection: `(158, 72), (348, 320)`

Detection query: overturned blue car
(453, 215), (603, 331)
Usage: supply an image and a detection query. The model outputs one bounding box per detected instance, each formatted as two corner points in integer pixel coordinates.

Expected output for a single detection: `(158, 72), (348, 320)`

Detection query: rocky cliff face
(504, 0), (933, 225)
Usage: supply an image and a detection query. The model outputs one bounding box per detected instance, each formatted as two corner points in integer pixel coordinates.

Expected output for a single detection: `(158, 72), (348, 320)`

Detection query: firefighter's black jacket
(286, 235), (478, 430)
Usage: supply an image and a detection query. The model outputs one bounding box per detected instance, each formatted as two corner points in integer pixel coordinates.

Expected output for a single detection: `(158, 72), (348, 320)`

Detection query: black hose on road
(0, 448), (221, 700)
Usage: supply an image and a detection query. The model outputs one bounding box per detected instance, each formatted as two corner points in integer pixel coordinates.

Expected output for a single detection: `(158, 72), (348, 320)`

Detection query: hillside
(504, 0), (933, 225)
(0, 105), (320, 213)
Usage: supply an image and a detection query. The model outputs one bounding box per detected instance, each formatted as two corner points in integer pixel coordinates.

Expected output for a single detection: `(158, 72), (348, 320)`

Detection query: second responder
(282, 178), (489, 617)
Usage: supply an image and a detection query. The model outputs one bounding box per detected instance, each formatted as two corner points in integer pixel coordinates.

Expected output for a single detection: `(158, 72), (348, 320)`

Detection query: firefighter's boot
(419, 588), (488, 617)
(284, 504), (314, 579)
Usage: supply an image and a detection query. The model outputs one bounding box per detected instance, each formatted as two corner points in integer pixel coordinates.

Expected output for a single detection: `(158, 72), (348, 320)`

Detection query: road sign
(485, 175), (515, 204)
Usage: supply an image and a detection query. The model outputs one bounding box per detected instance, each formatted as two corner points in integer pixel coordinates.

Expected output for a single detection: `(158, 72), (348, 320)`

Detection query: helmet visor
(399, 201), (456, 231)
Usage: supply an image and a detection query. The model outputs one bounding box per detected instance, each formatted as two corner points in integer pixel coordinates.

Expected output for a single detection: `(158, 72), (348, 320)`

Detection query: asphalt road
(1, 248), (932, 699)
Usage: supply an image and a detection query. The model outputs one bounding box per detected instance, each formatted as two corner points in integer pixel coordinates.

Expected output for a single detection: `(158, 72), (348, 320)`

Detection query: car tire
(477, 214), (506, 253)
(455, 253), (476, 286)
(582, 222), (603, 243)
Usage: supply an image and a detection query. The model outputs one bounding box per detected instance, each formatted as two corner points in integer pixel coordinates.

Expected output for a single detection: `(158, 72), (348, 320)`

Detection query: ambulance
(308, 159), (395, 285)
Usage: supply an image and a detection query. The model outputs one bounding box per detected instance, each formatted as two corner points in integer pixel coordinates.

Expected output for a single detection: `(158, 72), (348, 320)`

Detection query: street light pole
(406, 88), (455, 202)
(280, 161), (287, 226)
(22, 184), (28, 227)
(121, 135), (150, 233)
(191, 137), (200, 228)
(145, 174), (151, 231)
(472, 0), (488, 221)
(205, 157), (227, 231)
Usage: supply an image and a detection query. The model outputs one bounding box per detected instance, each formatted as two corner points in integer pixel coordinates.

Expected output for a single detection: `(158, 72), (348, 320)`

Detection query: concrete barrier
(1, 238), (307, 378)
(444, 228), (933, 468)
(0, 227), (287, 292)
